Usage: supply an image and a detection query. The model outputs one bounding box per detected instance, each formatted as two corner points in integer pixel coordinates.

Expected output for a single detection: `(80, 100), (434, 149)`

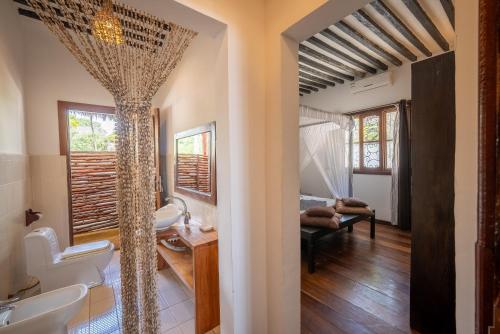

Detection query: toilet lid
(61, 240), (110, 259)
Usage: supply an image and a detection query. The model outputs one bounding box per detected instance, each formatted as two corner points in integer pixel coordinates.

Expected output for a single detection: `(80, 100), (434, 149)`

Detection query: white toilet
(24, 227), (114, 292)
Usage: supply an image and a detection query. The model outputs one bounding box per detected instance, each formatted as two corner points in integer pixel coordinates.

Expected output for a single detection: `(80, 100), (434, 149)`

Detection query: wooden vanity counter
(156, 221), (219, 334)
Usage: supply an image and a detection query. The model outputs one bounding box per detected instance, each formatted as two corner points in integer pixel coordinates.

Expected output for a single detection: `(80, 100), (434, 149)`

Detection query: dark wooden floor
(301, 221), (412, 334)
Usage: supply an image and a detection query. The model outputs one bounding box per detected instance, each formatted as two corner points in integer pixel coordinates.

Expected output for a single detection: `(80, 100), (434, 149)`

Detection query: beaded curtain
(26, 1), (197, 333)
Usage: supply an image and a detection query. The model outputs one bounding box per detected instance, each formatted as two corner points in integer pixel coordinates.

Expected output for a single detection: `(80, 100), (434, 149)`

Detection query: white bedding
(300, 195), (336, 213)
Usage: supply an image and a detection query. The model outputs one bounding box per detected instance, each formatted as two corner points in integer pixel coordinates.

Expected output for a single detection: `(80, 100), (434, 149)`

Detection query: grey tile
(159, 308), (178, 332)
(168, 299), (194, 324)
(161, 285), (189, 307)
(179, 319), (195, 334)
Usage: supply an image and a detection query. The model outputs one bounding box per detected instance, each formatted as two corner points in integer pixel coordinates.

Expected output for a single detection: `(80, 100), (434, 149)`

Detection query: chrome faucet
(165, 196), (191, 227)
(0, 297), (18, 327)
(0, 305), (15, 313)
(0, 296), (19, 307)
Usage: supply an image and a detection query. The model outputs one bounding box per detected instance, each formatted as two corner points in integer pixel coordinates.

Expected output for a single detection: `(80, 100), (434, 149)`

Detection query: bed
(300, 195), (376, 273)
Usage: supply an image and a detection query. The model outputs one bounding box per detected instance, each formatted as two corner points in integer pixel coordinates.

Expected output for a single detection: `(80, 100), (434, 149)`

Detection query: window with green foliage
(68, 110), (116, 152)
(352, 106), (397, 174)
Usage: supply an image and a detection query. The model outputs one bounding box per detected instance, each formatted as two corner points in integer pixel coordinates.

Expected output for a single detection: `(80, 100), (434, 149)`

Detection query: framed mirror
(174, 122), (216, 205)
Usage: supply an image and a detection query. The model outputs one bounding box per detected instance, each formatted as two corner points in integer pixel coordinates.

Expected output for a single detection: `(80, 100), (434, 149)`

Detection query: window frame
(351, 106), (397, 175)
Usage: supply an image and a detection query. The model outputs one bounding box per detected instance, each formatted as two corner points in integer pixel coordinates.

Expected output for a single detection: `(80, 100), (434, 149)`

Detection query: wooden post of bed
(370, 209), (376, 239)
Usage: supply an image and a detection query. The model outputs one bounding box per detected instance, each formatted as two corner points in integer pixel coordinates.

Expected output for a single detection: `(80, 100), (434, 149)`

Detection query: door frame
(476, 0), (499, 332)
(58, 101), (162, 244)
(57, 101), (115, 245)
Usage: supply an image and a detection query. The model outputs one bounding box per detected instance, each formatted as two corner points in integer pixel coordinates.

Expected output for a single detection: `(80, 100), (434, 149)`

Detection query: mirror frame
(174, 122), (217, 205)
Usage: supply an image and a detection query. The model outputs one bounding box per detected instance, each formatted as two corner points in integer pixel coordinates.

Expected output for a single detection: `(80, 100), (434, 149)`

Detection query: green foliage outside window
(69, 111), (116, 152)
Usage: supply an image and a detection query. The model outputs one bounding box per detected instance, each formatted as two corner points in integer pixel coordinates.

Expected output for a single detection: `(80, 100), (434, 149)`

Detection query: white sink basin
(0, 284), (88, 334)
(155, 204), (182, 231)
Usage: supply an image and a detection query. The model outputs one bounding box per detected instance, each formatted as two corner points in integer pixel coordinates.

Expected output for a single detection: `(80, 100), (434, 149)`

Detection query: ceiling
(298, 0), (455, 96)
(12, 0), (225, 38)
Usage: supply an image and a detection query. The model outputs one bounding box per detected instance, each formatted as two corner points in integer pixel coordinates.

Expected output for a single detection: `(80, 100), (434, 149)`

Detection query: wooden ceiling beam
(299, 71), (336, 87)
(299, 44), (358, 76)
(299, 77), (327, 89)
(14, 0), (170, 31)
(401, 0), (450, 51)
(439, 0), (454, 29)
(299, 87), (311, 95)
(299, 84), (319, 92)
(16, 7), (164, 49)
(307, 36), (377, 74)
(370, 0), (432, 57)
(298, 57), (345, 84)
(320, 28), (388, 71)
(298, 54), (353, 81)
(352, 9), (417, 61)
(299, 65), (343, 85)
(334, 21), (402, 66)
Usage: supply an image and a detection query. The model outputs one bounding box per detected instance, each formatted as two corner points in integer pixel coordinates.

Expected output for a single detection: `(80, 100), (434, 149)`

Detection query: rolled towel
(305, 206), (336, 218)
(336, 199), (374, 216)
(341, 197), (368, 207)
(300, 212), (341, 229)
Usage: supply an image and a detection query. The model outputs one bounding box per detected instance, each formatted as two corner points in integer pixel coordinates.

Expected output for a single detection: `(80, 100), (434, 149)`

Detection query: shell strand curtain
(26, 1), (197, 333)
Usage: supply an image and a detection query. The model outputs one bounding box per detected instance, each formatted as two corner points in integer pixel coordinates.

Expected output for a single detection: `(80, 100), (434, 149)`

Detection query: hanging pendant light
(92, 0), (124, 45)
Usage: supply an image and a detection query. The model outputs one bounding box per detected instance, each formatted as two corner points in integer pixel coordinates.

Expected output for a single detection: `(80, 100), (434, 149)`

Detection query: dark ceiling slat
(352, 9), (417, 61)
(299, 44), (358, 77)
(370, 0), (432, 57)
(299, 87), (311, 95)
(334, 21), (402, 66)
(299, 77), (327, 89)
(401, 0), (450, 51)
(320, 28), (388, 71)
(300, 93), (304, 97)
(298, 57), (345, 84)
(299, 84), (319, 92)
(298, 53), (353, 81)
(18, 8), (90, 33)
(16, 7), (163, 48)
(299, 65), (342, 85)
(307, 36), (377, 74)
(14, 0), (170, 31)
(299, 71), (336, 87)
(439, 0), (454, 29)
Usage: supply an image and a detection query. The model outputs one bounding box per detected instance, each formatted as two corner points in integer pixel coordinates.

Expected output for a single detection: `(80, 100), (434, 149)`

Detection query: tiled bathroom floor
(67, 251), (219, 334)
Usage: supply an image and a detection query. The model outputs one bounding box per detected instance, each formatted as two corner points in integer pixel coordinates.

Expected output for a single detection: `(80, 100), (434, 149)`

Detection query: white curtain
(391, 109), (400, 225)
(299, 105), (352, 198)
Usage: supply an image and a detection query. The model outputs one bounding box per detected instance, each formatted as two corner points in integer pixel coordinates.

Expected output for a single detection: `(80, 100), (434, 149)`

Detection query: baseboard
(375, 219), (392, 226)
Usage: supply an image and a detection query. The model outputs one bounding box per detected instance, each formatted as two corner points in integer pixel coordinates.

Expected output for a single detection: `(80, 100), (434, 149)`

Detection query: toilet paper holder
(25, 209), (42, 227)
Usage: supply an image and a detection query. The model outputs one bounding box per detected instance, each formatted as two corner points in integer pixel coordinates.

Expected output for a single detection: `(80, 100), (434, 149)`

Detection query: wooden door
(152, 107), (162, 209)
(410, 51), (456, 333)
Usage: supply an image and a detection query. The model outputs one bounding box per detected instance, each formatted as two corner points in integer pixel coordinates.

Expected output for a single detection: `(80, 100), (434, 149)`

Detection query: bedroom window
(352, 106), (397, 175)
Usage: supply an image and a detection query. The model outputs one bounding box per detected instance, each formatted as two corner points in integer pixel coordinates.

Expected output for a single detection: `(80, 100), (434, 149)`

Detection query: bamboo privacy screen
(26, 1), (197, 332)
(177, 154), (210, 192)
(70, 152), (118, 234)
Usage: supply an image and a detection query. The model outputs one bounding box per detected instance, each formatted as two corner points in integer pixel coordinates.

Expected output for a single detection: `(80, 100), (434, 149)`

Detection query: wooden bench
(301, 211), (376, 273)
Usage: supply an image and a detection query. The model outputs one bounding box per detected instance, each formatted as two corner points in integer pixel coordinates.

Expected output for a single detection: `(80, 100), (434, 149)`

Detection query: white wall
(153, 32), (225, 229)
(21, 17), (114, 248)
(454, 0), (478, 331)
(0, 0), (32, 298)
(299, 63), (411, 221)
(352, 174), (391, 220)
(153, 32), (232, 331)
(300, 62), (412, 113)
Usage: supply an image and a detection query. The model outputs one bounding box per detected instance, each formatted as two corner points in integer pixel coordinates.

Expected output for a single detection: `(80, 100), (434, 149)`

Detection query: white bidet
(0, 284), (88, 334)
